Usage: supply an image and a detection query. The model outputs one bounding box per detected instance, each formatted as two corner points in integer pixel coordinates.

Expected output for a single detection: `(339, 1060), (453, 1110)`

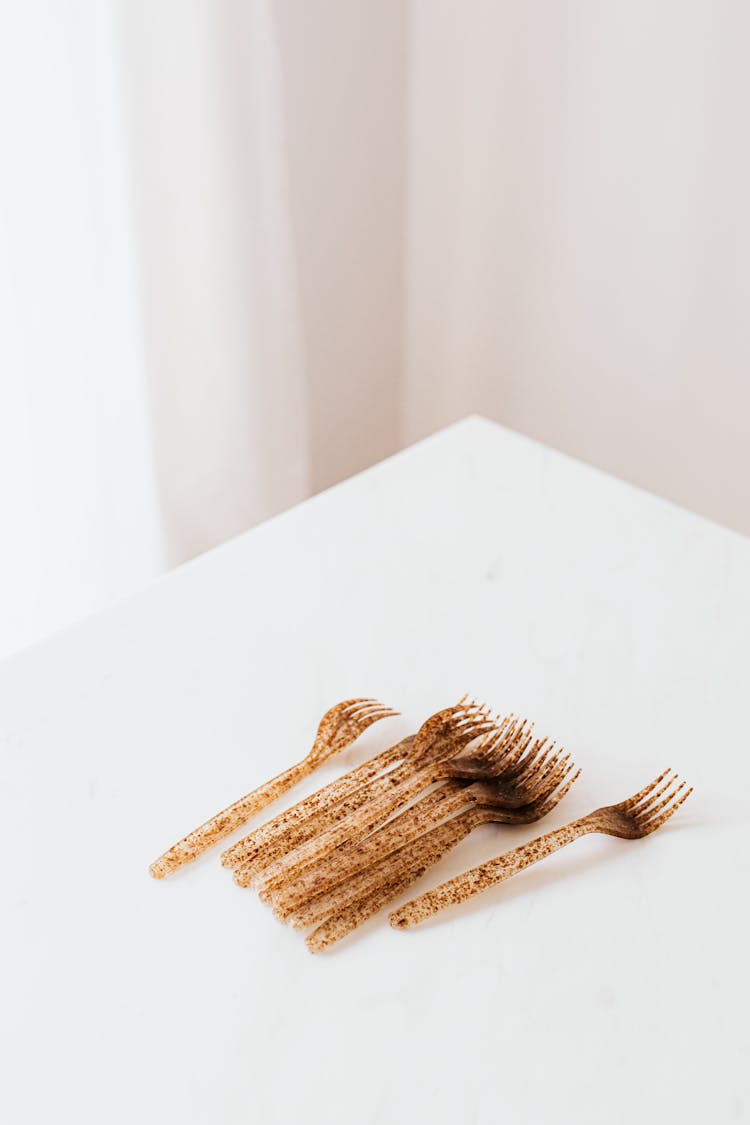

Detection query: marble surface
(1, 416), (748, 1124)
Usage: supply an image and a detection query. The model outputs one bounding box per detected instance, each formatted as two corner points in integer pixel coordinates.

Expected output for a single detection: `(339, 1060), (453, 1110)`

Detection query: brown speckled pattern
(228, 738), (418, 886)
(271, 782), (470, 917)
(231, 757), (441, 888)
(148, 699), (398, 878)
(220, 735), (415, 870)
(295, 760), (580, 949)
(156, 697), (689, 954)
(252, 704), (499, 896)
(389, 769), (693, 929)
(293, 807), (483, 934)
(269, 729), (576, 918)
(220, 700), (493, 871)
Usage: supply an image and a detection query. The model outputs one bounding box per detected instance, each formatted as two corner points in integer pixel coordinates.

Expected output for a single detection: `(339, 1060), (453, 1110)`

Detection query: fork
(220, 699), (494, 873)
(253, 713), (531, 897)
(148, 698), (397, 878)
(226, 701), (499, 887)
(232, 755), (452, 889)
(269, 732), (570, 916)
(244, 702), (503, 895)
(302, 760), (580, 951)
(389, 769), (692, 930)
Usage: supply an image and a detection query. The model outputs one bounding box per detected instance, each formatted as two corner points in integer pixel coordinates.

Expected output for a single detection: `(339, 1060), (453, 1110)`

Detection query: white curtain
(0, 0), (403, 657)
(2, 1), (748, 659)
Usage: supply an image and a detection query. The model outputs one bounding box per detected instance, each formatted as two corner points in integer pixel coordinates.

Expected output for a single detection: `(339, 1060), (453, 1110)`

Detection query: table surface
(1, 416), (748, 1125)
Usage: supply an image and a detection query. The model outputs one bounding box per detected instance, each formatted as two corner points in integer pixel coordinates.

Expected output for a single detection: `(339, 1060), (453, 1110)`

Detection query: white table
(1, 416), (748, 1124)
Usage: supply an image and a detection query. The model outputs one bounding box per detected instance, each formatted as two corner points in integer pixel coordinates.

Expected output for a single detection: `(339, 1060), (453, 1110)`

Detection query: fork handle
(233, 763), (435, 889)
(271, 783), (470, 915)
(306, 814), (479, 952)
(389, 819), (589, 928)
(149, 759), (314, 879)
(254, 763), (434, 894)
(292, 808), (478, 933)
(220, 740), (410, 869)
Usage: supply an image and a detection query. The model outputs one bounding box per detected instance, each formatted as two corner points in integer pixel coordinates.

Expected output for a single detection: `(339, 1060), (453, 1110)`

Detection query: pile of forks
(150, 697), (691, 952)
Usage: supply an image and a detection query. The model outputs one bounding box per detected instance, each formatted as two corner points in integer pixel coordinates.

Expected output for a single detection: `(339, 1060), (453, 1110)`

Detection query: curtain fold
(116, 0), (310, 567)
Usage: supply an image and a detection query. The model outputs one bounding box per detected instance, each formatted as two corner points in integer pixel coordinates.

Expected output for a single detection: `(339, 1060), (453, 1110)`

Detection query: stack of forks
(150, 697), (691, 953)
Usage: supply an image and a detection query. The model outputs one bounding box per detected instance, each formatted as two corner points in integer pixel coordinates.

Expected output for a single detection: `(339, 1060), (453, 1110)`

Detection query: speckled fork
(220, 699), (494, 875)
(270, 733), (568, 916)
(389, 769), (693, 930)
(227, 703), (500, 888)
(302, 759), (580, 951)
(235, 702), (503, 890)
(254, 714), (528, 897)
(149, 698), (397, 879)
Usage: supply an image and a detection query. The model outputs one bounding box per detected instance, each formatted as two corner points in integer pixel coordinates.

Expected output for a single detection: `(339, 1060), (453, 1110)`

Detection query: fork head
(308, 699), (399, 764)
(407, 698), (499, 765)
(589, 769), (693, 839)
(468, 740), (579, 813)
(447, 724), (563, 801)
(446, 715), (527, 776)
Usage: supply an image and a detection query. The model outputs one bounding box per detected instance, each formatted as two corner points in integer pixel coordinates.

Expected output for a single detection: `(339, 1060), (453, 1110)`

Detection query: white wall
(403, 0), (750, 536)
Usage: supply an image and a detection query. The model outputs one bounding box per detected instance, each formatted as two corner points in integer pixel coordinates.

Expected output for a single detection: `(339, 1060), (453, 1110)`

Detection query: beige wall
(403, 0), (750, 535)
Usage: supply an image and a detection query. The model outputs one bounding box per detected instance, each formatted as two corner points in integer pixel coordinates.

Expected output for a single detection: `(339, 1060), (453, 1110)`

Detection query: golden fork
(148, 698), (397, 878)
(389, 769), (692, 930)
(302, 758), (579, 951)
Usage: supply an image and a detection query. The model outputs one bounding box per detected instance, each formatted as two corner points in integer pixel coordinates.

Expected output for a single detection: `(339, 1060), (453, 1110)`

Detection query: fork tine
(516, 740), (559, 783)
(472, 728), (505, 761)
(536, 757), (576, 801)
(476, 718), (517, 760)
(339, 698), (379, 712)
(505, 746), (547, 786)
(344, 708), (398, 731)
(532, 767), (581, 816)
(533, 754), (574, 799)
(494, 722), (534, 771)
(640, 786), (693, 835)
(504, 736), (550, 781)
(630, 773), (680, 818)
(457, 715), (499, 744)
(526, 750), (569, 797)
(462, 697), (490, 717)
(530, 756), (571, 801)
(345, 700), (394, 719)
(360, 704), (401, 721)
(464, 708), (503, 732)
(636, 780), (688, 827)
(621, 769), (672, 810)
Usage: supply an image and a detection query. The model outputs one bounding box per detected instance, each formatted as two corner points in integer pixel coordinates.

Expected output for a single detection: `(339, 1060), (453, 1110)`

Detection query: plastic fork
(302, 759), (580, 951)
(270, 734), (571, 916)
(220, 699), (494, 874)
(253, 712), (526, 896)
(389, 769), (692, 929)
(148, 698), (397, 878)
